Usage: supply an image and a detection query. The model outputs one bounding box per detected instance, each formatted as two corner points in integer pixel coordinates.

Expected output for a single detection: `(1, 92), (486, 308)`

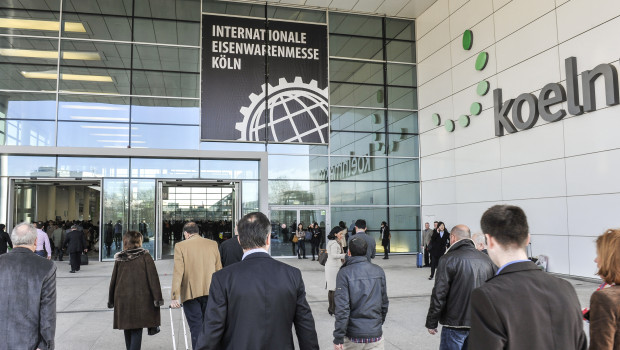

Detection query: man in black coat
(380, 221), (390, 259)
(469, 205), (587, 349)
(218, 233), (243, 268)
(0, 224), (13, 254)
(63, 225), (87, 273)
(196, 212), (319, 350)
(428, 221), (450, 280)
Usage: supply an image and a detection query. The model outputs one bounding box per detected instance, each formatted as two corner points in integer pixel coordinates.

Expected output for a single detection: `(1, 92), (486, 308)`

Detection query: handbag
(305, 231), (312, 241)
(80, 252), (89, 265)
(292, 235), (298, 243)
(148, 326), (160, 336)
(318, 249), (328, 266)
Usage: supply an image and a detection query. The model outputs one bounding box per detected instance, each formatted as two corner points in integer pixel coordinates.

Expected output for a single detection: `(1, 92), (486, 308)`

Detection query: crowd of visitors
(0, 205), (618, 350)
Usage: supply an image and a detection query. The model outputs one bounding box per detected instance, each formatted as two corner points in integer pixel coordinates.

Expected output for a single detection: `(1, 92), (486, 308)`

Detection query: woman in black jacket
(428, 222), (450, 280)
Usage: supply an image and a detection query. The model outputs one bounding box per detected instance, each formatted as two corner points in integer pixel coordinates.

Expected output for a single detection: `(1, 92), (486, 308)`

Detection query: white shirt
(242, 247), (269, 260)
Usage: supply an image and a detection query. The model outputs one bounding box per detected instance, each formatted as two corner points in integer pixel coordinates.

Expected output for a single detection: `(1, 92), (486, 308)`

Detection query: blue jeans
(35, 250), (47, 258)
(440, 327), (469, 350)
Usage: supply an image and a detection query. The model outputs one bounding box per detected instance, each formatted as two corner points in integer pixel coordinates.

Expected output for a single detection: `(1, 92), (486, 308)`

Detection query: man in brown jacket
(170, 222), (222, 349)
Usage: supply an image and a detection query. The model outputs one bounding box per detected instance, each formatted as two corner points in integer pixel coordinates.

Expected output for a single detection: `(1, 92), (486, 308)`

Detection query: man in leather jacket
(425, 225), (495, 350)
(333, 237), (388, 349)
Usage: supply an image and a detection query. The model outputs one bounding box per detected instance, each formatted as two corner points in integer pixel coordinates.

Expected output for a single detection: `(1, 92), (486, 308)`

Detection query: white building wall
(417, 0), (620, 277)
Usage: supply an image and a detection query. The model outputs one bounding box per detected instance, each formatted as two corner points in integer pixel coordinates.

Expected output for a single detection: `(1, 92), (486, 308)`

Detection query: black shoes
(428, 276), (433, 280)
(383, 257), (389, 259)
(302, 257), (308, 259)
(312, 258), (315, 261)
(298, 256), (301, 259)
(70, 270), (76, 273)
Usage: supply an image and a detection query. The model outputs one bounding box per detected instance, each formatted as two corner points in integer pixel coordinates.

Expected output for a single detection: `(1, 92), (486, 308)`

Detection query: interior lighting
(0, 48), (101, 60)
(70, 116), (129, 121)
(62, 105), (126, 111)
(0, 18), (86, 32)
(20, 70), (113, 82)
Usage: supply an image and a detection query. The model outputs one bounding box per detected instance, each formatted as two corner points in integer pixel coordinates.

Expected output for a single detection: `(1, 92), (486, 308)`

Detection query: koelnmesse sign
(494, 56), (618, 136)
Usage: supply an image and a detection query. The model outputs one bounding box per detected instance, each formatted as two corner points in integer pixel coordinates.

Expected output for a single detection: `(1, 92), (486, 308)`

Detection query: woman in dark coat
(428, 221), (450, 280)
(108, 231), (164, 350)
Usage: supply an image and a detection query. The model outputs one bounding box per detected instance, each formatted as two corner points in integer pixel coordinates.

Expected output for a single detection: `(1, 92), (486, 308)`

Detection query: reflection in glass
(131, 98), (199, 125)
(269, 209), (297, 256)
(389, 207), (420, 230)
(387, 64), (416, 87)
(268, 6), (326, 23)
(63, 0), (132, 16)
(0, 10), (61, 37)
(61, 13), (132, 41)
(200, 142), (265, 152)
(329, 131), (376, 156)
(131, 70), (199, 98)
(0, 120), (55, 146)
(267, 143), (327, 155)
(329, 12), (382, 37)
(57, 121), (129, 148)
(242, 180), (259, 214)
(330, 59), (383, 85)
(389, 182), (420, 205)
(60, 40), (131, 69)
(387, 133), (418, 157)
(0, 36), (59, 65)
(58, 94), (130, 122)
(133, 45), (199, 72)
(135, 0), (201, 21)
(58, 66), (131, 94)
(57, 157), (129, 177)
(102, 178), (129, 261)
(329, 35), (382, 60)
(388, 158), (419, 182)
(200, 160), (259, 179)
(130, 179), (155, 257)
(329, 156), (387, 181)
(202, 0), (266, 18)
(131, 158), (199, 178)
(134, 19), (200, 46)
(0, 63), (58, 91)
(388, 87), (417, 110)
(330, 82), (383, 108)
(268, 155), (327, 181)
(0, 92), (56, 120)
(0, 156), (56, 177)
(131, 123), (199, 149)
(268, 180), (327, 205)
(386, 18), (415, 41)
(388, 230), (418, 253)
(330, 107), (385, 133)
(329, 181), (387, 205)
(331, 207), (387, 231)
(387, 40), (415, 63)
(388, 110), (417, 134)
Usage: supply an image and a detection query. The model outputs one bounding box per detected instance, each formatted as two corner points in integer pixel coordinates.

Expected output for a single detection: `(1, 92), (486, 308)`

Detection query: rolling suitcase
(416, 252), (424, 268)
(169, 307), (189, 350)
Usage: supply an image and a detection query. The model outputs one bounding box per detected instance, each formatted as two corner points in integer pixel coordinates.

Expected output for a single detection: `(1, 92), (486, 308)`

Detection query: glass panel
(329, 131), (379, 156)
(386, 18), (415, 41)
(133, 45), (200, 73)
(268, 180), (327, 205)
(330, 82), (384, 108)
(12, 183), (37, 225)
(388, 158), (419, 182)
(202, 0), (266, 18)
(131, 123), (199, 149)
(61, 13), (132, 41)
(0, 62), (58, 91)
(60, 40), (131, 69)
(131, 98), (199, 125)
(329, 35), (382, 60)
(0, 156), (56, 177)
(329, 181), (387, 205)
(268, 155), (327, 180)
(58, 66), (131, 95)
(57, 121), (129, 148)
(388, 133), (418, 157)
(388, 87), (416, 110)
(389, 182), (420, 205)
(330, 107), (385, 133)
(330, 207), (387, 233)
(329, 156), (387, 181)
(134, 18), (200, 46)
(63, 0), (132, 16)
(266, 144), (327, 155)
(200, 142), (265, 152)
(269, 209), (297, 257)
(130, 179), (155, 257)
(131, 70), (199, 98)
(57, 157), (129, 177)
(135, 0), (201, 21)
(388, 110), (417, 134)
(389, 207), (420, 230)
(131, 158), (199, 178)
(0, 120), (55, 146)
(387, 64), (416, 87)
(268, 6), (326, 23)
(242, 180), (259, 214)
(389, 230), (418, 253)
(330, 59), (383, 84)
(0, 92), (56, 120)
(200, 160), (259, 179)
(0, 36), (59, 66)
(102, 178), (129, 260)
(387, 40), (416, 63)
(329, 13), (382, 37)
(58, 94), (130, 122)
(0, 9), (61, 37)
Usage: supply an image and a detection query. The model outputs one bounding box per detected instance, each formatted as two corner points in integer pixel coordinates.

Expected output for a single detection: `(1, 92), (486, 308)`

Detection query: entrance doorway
(8, 178), (102, 258)
(155, 180), (241, 259)
(269, 206), (329, 257)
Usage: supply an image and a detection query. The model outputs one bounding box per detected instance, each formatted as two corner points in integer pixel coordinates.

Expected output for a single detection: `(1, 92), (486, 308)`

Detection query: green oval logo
(463, 30), (473, 51)
(470, 102), (482, 115)
(432, 113), (441, 126)
(445, 119), (455, 132)
(458, 115), (470, 127)
(475, 52), (488, 71)
(477, 81), (490, 96)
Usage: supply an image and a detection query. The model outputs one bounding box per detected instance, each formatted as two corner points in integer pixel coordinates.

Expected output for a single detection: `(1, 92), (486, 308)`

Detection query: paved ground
(54, 255), (598, 349)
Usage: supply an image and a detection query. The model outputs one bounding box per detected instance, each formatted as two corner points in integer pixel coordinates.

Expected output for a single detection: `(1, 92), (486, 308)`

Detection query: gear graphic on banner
(236, 77), (329, 143)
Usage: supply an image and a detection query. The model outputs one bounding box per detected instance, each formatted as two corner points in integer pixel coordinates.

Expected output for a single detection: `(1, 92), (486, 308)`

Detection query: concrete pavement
(53, 255), (599, 349)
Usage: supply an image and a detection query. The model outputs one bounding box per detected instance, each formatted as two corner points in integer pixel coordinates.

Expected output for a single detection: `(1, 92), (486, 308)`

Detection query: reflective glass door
(269, 207), (328, 257)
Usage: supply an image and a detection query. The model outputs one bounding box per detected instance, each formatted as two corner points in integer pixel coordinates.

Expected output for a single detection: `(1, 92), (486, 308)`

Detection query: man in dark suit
(0, 222), (56, 349)
(347, 219), (376, 262)
(428, 221), (450, 280)
(0, 223), (13, 254)
(219, 231), (243, 268)
(380, 221), (390, 259)
(469, 205), (587, 349)
(196, 212), (319, 350)
(63, 224), (87, 273)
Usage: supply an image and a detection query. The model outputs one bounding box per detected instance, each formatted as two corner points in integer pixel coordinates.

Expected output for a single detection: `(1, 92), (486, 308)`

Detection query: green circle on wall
(470, 102), (482, 115)
(445, 119), (455, 132)
(432, 113), (441, 126)
(475, 52), (489, 71)
(458, 115), (470, 127)
(463, 30), (473, 50)
(477, 81), (490, 96)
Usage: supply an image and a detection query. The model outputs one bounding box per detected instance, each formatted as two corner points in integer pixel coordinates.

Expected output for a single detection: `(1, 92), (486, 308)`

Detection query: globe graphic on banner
(236, 77), (329, 143)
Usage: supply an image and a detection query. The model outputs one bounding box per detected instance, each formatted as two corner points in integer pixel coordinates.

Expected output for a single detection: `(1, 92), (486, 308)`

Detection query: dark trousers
(123, 328), (143, 350)
(424, 245), (430, 266)
(297, 240), (306, 258)
(69, 252), (81, 271)
(55, 247), (64, 261)
(291, 242), (297, 255)
(383, 241), (390, 258)
(430, 254), (441, 278)
(105, 244), (112, 257)
(183, 295), (208, 349)
(328, 290), (335, 315)
(310, 241), (319, 259)
(440, 327), (469, 350)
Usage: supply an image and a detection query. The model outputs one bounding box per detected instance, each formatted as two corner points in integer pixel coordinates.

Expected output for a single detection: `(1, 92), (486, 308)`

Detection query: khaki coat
(171, 235), (222, 302)
(325, 239), (345, 291)
(589, 285), (620, 350)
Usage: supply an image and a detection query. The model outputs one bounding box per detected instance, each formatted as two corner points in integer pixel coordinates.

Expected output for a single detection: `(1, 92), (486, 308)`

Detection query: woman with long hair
(325, 226), (346, 315)
(588, 229), (620, 350)
(296, 223), (307, 259)
(108, 231), (163, 350)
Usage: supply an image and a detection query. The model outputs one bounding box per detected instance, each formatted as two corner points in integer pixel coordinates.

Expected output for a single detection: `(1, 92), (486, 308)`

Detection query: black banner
(201, 15), (329, 143)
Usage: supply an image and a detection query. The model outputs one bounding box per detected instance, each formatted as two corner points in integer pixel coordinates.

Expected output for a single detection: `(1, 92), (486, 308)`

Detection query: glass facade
(0, 0), (419, 259)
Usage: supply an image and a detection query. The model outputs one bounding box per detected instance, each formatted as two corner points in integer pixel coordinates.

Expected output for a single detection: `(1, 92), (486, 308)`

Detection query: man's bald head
(451, 224), (471, 241)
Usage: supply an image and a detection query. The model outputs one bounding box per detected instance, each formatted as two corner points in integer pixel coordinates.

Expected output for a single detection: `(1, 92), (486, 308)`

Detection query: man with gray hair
(425, 224), (495, 349)
(0, 222), (57, 349)
(471, 232), (488, 255)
